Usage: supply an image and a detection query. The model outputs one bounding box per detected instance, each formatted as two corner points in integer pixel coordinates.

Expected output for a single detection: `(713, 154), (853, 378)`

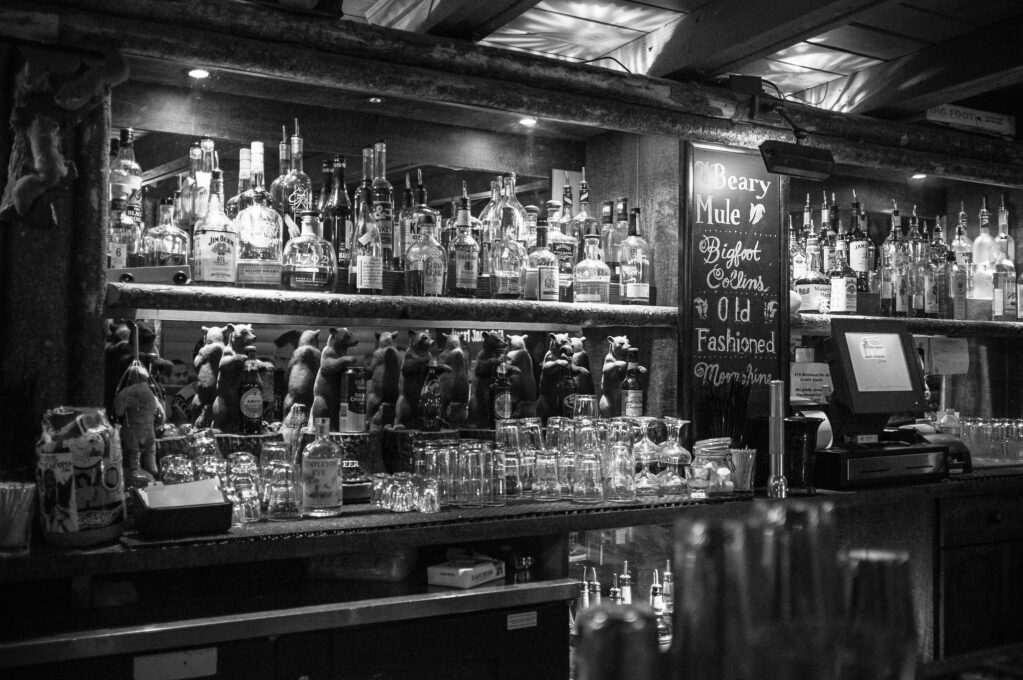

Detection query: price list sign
(683, 144), (786, 439)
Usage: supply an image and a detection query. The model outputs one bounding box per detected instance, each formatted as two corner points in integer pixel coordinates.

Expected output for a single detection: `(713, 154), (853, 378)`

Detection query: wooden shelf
(793, 313), (1023, 338)
(104, 282), (679, 331)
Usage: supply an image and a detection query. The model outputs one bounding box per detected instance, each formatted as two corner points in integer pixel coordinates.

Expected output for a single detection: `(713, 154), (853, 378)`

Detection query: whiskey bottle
(235, 141), (284, 289)
(795, 248), (830, 313)
(997, 194), (1016, 266)
(353, 184), (383, 295)
(972, 197), (995, 266)
(948, 251), (968, 320)
(802, 193), (819, 263)
(447, 181), (480, 298)
(192, 169), (238, 285)
(789, 216), (807, 286)
(397, 172), (416, 255)
(828, 247), (857, 314)
(269, 125), (291, 216)
(404, 202), (446, 297)
(573, 218), (611, 304)
(951, 202), (973, 267)
(371, 140), (397, 269)
(621, 348), (644, 416)
(192, 136), (215, 223)
(555, 172), (575, 251)
(525, 222), (559, 301)
(545, 199), (578, 301)
(619, 207), (651, 304)
(239, 346), (263, 435)
(847, 192), (872, 287)
(992, 237), (1016, 321)
(819, 191), (837, 273)
(321, 155), (352, 268)
(417, 358), (443, 431)
(111, 128), (144, 226)
(225, 147), (251, 220)
(280, 119), (312, 244)
(107, 197), (138, 269)
(301, 417), (343, 518)
(282, 210), (337, 292)
(142, 197), (189, 266)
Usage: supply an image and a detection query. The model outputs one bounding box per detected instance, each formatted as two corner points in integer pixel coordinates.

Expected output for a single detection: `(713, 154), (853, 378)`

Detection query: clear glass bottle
(225, 147), (251, 220)
(301, 417), (343, 518)
(192, 136), (215, 223)
(600, 195), (626, 282)
(795, 248), (830, 314)
(441, 196), (458, 252)
(315, 158), (332, 216)
(282, 210), (337, 292)
(828, 247), (857, 314)
(880, 199), (903, 269)
(947, 251), (968, 320)
(924, 253), (942, 319)
(478, 178), (501, 276)
(937, 409), (961, 436)
(992, 237), (1017, 321)
(397, 172), (416, 257)
(448, 181), (481, 298)
(410, 169), (440, 252)
(110, 128), (143, 225)
(906, 204), (925, 264)
(524, 205), (539, 248)
(913, 250), (935, 319)
(619, 207), (651, 305)
(930, 214), (950, 267)
(951, 202), (973, 267)
(848, 191), (872, 286)
(972, 197), (996, 266)
(545, 199), (577, 302)
(321, 155), (352, 269)
(801, 193), (819, 261)
(573, 219), (611, 304)
(107, 197), (138, 269)
(525, 222), (559, 301)
(404, 204), (446, 297)
(649, 569), (673, 651)
(353, 184), (383, 295)
(789, 215), (807, 286)
(235, 141), (284, 289)
(997, 194), (1016, 267)
(280, 118), (312, 244)
(819, 190), (837, 273)
(142, 197), (190, 266)
(192, 169), (238, 285)
(269, 125), (291, 216)
(494, 174), (527, 248)
(371, 140), (397, 270)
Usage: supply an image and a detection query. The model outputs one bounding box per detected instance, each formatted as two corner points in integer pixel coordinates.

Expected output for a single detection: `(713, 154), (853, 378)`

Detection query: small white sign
(926, 104), (1015, 137)
(790, 362), (832, 403)
(507, 611), (538, 631)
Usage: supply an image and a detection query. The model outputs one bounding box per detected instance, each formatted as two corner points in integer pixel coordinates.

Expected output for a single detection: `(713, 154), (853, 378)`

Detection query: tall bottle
(951, 202), (973, 267)
(947, 251), (968, 320)
(110, 128), (144, 226)
(828, 247), (857, 315)
(315, 158), (332, 217)
(525, 221), (559, 301)
(269, 125), (291, 216)
(281, 210), (337, 292)
(997, 194), (1015, 267)
(970, 199), (995, 304)
(322, 155), (352, 269)
(180, 141), (201, 227)
(621, 348), (644, 417)
(491, 361), (513, 425)
(603, 196), (628, 282)
(192, 136), (215, 223)
(355, 147), (374, 242)
(301, 417), (343, 518)
(404, 194), (446, 297)
(280, 118), (312, 244)
(225, 148), (252, 220)
(353, 183), (383, 295)
(619, 207), (651, 305)
(649, 569), (672, 651)
(801, 193), (819, 263)
(906, 205), (925, 264)
(992, 237), (1017, 321)
(478, 178), (501, 275)
(795, 247), (830, 314)
(107, 198), (139, 269)
(397, 172), (416, 258)
(370, 140), (397, 269)
(498, 174), (529, 249)
(573, 219), (611, 304)
(239, 346), (263, 435)
(192, 169), (238, 285)
(847, 191), (872, 286)
(819, 191), (837, 273)
(142, 197), (189, 267)
(972, 197), (996, 265)
(417, 358), (443, 431)
(788, 216), (807, 286)
(880, 200), (903, 268)
(491, 185), (526, 300)
(555, 174), (575, 253)
(930, 214), (950, 267)
(447, 181), (480, 298)
(545, 199), (577, 302)
(235, 141), (284, 288)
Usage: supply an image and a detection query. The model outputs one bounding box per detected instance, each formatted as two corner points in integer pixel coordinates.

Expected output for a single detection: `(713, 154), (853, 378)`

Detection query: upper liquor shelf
(793, 313), (1023, 338)
(104, 282), (680, 331)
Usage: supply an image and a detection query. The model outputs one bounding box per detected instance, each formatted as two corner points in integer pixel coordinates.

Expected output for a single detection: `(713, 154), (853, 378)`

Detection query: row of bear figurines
(181, 326), (646, 435)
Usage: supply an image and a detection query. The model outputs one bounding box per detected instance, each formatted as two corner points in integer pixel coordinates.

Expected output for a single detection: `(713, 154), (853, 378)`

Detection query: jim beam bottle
(192, 169), (238, 285)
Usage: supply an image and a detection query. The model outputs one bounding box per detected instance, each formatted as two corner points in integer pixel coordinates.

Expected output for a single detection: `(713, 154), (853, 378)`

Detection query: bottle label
(357, 254), (383, 290)
(494, 391), (513, 419)
(194, 232), (238, 283)
(240, 387), (263, 420)
(895, 277), (908, 312)
(423, 260), (445, 295)
(622, 389), (643, 417)
(237, 261), (283, 286)
(830, 277), (847, 312)
(924, 274), (938, 313)
(822, 245), (834, 273)
(791, 255), (807, 282)
(624, 282), (650, 301)
(881, 280), (893, 299)
(849, 241), (870, 273)
(953, 275), (967, 319)
(108, 242), (127, 269)
(302, 456), (341, 509)
(845, 276), (858, 313)
(550, 242), (576, 274)
(288, 185), (310, 213)
(523, 267), (538, 299)
(1005, 282), (1017, 319)
(285, 266), (333, 290)
(539, 265), (559, 301)
(455, 248), (479, 289)
(994, 290), (1004, 317)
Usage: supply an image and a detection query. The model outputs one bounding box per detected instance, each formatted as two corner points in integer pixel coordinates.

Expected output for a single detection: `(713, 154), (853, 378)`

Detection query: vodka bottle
(524, 204), (539, 248)
(881, 200), (902, 268)
(447, 181), (480, 297)
(602, 195), (627, 282)
(282, 210), (337, 292)
(322, 155), (352, 268)
(355, 146), (374, 243)
(371, 140), (397, 269)
(397, 172), (416, 256)
(573, 219), (610, 304)
(404, 205), (446, 297)
(951, 202), (973, 267)
(997, 194), (1015, 266)
(301, 417), (343, 518)
(269, 125), (291, 216)
(280, 119), (312, 244)
(142, 197), (189, 266)
(972, 197), (996, 265)
(947, 251), (968, 320)
(235, 141), (284, 288)
(906, 205), (925, 264)
(619, 208), (651, 304)
(225, 147), (251, 220)
(192, 169), (238, 285)
(353, 184), (383, 295)
(992, 237), (1017, 321)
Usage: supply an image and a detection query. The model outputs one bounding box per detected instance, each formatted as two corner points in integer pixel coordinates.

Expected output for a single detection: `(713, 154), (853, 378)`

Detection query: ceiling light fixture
(367, 96), (384, 104)
(911, 173), (927, 180)
(187, 68), (210, 80)
(519, 117), (538, 128)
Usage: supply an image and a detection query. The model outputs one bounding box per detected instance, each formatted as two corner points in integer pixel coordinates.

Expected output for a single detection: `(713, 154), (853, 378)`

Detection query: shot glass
(159, 454), (195, 485)
(228, 452), (261, 524)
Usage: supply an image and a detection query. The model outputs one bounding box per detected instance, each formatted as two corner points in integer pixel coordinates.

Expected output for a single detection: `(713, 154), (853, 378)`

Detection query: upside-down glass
(159, 454), (195, 485)
(420, 439), (455, 506)
(533, 448), (560, 501)
(546, 416), (575, 497)
(264, 461), (301, 520)
(518, 418), (543, 496)
(573, 394), (598, 419)
(495, 421), (523, 498)
(480, 441), (507, 506)
(572, 418), (603, 503)
(632, 417), (661, 497)
(658, 418), (690, 495)
(259, 441), (290, 512)
(228, 452), (261, 524)
(455, 441), (485, 508)
(605, 419), (636, 503)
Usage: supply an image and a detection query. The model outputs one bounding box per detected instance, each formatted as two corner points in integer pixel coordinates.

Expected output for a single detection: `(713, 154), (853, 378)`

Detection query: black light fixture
(758, 103), (834, 181)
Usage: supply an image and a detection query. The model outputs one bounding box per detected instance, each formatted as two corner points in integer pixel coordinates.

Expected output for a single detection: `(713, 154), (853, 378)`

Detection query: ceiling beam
(604, 0), (894, 79)
(791, 14), (1023, 115)
(366, 0), (540, 42)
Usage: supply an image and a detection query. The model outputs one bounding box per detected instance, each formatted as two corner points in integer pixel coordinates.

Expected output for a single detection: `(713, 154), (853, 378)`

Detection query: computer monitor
(824, 318), (928, 445)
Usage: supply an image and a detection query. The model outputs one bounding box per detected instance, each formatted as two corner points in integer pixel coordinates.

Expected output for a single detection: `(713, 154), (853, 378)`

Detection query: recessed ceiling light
(519, 116), (538, 127)
(911, 173), (927, 180)
(367, 96), (384, 104)
(187, 68), (210, 80)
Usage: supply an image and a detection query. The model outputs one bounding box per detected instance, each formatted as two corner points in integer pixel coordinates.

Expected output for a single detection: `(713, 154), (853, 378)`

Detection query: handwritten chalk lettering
(693, 361), (775, 388)
(716, 297), (751, 322)
(699, 236), (763, 268)
(697, 328), (776, 355)
(706, 266), (768, 292)
(696, 194), (740, 226)
(694, 162), (773, 200)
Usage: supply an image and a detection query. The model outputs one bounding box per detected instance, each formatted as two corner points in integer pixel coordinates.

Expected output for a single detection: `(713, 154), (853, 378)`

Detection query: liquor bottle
(620, 348), (644, 417)
(440, 196), (458, 252)
(404, 200), (446, 297)
(819, 191), (837, 273)
(588, 567), (602, 606)
(619, 207), (651, 304)
(498, 174), (529, 249)
(788, 215), (807, 286)
(834, 197), (849, 264)
(938, 409), (961, 436)
(947, 251), (967, 320)
(280, 119), (312, 244)
(556, 172), (575, 252)
(906, 205), (925, 264)
(892, 253), (910, 317)
(923, 253), (941, 319)
(174, 180), (191, 235)
(992, 237), (1017, 321)
(301, 417), (343, 518)
(649, 569), (672, 651)
(417, 358), (443, 431)
(491, 191), (526, 300)
(972, 197), (996, 266)
(111, 128), (144, 226)
(795, 247), (830, 313)
(847, 191), (872, 286)
(951, 202), (973, 267)
(881, 200), (902, 269)
(608, 574), (623, 605)
(573, 217), (611, 304)
(142, 197), (189, 266)
(192, 169), (238, 285)
(235, 141), (284, 289)
(107, 197), (138, 269)
(269, 125), (291, 216)
(545, 199), (578, 302)
(568, 169), (597, 264)
(525, 222), (559, 301)
(282, 210), (337, 292)
(353, 184), (383, 295)
(447, 181), (480, 297)
(478, 178), (501, 275)
(997, 194), (1016, 266)
(180, 141), (200, 227)
(491, 360), (513, 425)
(661, 559), (674, 615)
(322, 155), (352, 269)
(369, 140), (397, 270)
(192, 136), (215, 223)
(554, 362), (577, 418)
(522, 205), (538, 248)
(619, 561), (633, 605)
(107, 136), (119, 199)
(802, 193), (819, 261)
(930, 214), (950, 267)
(397, 172), (416, 256)
(225, 147), (251, 220)
(315, 158), (332, 217)
(828, 247), (857, 314)
(601, 195), (627, 282)
(1016, 257), (1023, 321)
(239, 346), (263, 435)
(912, 250), (933, 318)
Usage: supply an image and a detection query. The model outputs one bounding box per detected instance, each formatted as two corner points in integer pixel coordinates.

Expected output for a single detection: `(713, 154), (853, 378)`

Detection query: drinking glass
(264, 461), (301, 521)
(415, 475), (440, 513)
(479, 441), (507, 506)
(455, 441), (484, 508)
(546, 416), (575, 497)
(518, 418), (543, 496)
(605, 419), (636, 503)
(658, 418), (690, 496)
(228, 452), (261, 523)
(572, 418), (603, 503)
(573, 394), (598, 419)
(187, 428), (222, 460)
(632, 417), (661, 498)
(495, 421), (523, 498)
(533, 449), (561, 501)
(389, 472), (417, 512)
(194, 452), (227, 485)
(159, 454), (195, 485)
(422, 439), (455, 506)
(729, 448), (757, 494)
(371, 472), (391, 507)
(259, 441), (290, 512)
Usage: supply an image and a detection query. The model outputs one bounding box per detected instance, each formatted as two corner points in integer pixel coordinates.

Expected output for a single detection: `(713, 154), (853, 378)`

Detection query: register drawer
(940, 493), (1023, 548)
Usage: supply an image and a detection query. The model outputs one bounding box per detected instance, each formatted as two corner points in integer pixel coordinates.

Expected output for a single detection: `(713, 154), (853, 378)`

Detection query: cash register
(814, 318), (970, 489)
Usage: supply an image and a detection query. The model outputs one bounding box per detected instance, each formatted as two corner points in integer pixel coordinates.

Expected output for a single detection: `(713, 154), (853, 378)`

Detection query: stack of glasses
(958, 416), (1023, 465)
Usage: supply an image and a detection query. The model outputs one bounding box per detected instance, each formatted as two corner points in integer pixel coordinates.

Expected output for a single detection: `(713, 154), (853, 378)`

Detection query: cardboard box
(427, 555), (506, 589)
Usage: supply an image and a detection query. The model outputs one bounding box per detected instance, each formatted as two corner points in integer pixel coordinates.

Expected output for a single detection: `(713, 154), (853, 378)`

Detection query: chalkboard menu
(682, 144), (786, 440)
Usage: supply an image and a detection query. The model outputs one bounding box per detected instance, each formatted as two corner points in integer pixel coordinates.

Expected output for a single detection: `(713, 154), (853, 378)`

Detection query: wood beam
(367, 0), (540, 42)
(792, 14), (1023, 115)
(604, 0), (893, 79)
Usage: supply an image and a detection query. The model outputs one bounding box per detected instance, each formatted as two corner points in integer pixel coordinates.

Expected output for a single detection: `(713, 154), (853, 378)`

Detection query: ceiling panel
(807, 24), (929, 60)
(854, 3), (967, 43)
(537, 0), (684, 32)
(483, 7), (647, 60)
(732, 59), (843, 95)
(769, 42), (883, 76)
(631, 0), (711, 10)
(901, 0), (1023, 26)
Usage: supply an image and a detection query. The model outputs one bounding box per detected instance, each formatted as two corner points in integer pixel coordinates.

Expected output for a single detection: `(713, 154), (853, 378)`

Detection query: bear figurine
(599, 335), (631, 418)
(438, 331), (470, 426)
(283, 330), (321, 418)
(312, 328), (359, 430)
(507, 334), (537, 419)
(191, 324), (233, 427)
(367, 331), (403, 428)
(468, 330), (510, 429)
(536, 333), (575, 421)
(394, 330), (439, 429)
(212, 324), (261, 432)
(570, 335), (595, 396)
